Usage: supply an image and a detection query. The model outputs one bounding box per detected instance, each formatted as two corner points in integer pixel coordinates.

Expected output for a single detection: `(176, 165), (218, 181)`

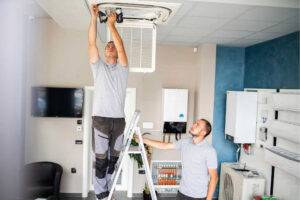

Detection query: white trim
(82, 86), (94, 198)
(152, 24), (156, 73)
(127, 157), (134, 197)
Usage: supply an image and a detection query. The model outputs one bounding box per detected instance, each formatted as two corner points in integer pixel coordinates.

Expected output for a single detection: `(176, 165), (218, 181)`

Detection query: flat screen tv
(31, 87), (83, 118)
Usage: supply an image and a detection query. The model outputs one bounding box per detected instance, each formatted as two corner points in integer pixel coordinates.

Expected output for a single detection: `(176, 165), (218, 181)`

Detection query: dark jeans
(176, 191), (206, 200)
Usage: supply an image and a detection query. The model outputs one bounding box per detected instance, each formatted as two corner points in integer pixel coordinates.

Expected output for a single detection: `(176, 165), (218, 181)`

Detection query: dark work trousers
(92, 116), (126, 200)
(176, 191), (206, 200)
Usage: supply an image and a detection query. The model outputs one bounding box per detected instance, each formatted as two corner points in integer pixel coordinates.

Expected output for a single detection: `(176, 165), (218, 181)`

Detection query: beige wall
(128, 45), (199, 192)
(25, 19), (93, 193)
(194, 44), (217, 144)
(25, 19), (217, 194)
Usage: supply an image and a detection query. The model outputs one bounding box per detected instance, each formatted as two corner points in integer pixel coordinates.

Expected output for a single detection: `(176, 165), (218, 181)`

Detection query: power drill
(98, 8), (123, 23)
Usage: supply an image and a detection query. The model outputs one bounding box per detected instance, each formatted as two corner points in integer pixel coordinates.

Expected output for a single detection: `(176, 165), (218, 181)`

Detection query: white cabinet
(225, 91), (258, 143)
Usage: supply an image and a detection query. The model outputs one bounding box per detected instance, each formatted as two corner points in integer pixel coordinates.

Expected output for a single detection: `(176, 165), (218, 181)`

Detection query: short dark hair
(105, 41), (114, 49)
(200, 119), (212, 137)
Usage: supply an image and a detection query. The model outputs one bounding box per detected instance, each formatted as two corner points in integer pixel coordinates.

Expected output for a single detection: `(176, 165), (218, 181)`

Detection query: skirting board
(59, 193), (82, 198)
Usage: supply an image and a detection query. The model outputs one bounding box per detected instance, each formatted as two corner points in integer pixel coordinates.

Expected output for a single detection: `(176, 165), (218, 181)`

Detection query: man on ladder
(88, 4), (129, 200)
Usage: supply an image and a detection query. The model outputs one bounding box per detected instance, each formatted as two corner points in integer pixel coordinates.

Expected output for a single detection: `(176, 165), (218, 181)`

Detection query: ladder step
(128, 146), (142, 154)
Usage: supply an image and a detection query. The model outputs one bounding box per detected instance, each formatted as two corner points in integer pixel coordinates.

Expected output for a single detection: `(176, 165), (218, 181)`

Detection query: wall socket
(71, 168), (76, 173)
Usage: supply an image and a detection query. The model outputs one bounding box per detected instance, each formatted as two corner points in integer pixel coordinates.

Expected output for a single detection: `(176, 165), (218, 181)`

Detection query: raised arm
(107, 13), (128, 67)
(88, 4), (99, 64)
(134, 135), (175, 150)
(206, 168), (218, 200)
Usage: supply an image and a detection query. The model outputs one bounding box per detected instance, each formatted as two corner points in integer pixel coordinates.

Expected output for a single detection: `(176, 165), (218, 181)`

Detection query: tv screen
(31, 87), (83, 117)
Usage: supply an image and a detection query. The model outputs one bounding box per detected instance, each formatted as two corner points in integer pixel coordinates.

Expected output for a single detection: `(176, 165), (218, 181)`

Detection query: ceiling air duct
(89, 0), (181, 73)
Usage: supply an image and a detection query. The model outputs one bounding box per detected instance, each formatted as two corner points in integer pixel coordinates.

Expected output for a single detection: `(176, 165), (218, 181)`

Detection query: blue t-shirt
(173, 138), (218, 198)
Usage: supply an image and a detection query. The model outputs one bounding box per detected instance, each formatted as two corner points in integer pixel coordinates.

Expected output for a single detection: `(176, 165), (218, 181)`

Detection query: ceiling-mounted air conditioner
(92, 0), (181, 26)
(89, 0), (181, 73)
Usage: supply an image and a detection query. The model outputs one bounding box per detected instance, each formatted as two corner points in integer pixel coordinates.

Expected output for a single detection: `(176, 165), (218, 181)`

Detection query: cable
(236, 144), (241, 163)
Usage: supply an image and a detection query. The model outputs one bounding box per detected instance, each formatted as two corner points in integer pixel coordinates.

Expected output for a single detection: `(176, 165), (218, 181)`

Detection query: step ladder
(107, 110), (157, 200)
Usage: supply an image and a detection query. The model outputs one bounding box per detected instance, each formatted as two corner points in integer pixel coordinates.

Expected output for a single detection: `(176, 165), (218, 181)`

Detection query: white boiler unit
(225, 91), (258, 143)
(163, 89), (188, 122)
(162, 89), (188, 135)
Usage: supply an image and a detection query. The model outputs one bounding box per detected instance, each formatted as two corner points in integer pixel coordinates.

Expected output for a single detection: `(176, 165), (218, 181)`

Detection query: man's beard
(189, 130), (200, 138)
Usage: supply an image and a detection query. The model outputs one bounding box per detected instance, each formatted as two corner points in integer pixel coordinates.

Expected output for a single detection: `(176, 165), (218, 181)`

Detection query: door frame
(82, 86), (136, 197)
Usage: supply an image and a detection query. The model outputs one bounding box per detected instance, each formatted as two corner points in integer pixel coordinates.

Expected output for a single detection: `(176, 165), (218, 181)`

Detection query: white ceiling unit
(108, 25), (156, 73)
(91, 0), (180, 26)
(90, 0), (181, 73)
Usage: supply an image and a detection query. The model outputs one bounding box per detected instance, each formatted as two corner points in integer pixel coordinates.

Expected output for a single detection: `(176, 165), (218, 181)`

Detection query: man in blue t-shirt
(135, 119), (218, 200)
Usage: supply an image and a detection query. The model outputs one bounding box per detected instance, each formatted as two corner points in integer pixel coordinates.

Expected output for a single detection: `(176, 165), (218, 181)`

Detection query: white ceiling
(32, 0), (299, 47)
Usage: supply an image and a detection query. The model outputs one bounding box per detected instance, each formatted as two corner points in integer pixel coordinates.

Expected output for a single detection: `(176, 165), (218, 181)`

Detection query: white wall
(0, 1), (27, 199)
(25, 18), (218, 194)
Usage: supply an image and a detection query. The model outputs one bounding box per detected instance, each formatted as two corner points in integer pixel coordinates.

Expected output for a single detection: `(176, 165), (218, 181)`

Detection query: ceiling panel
(156, 34), (167, 41)
(210, 30), (254, 38)
(169, 27), (212, 37)
(159, 40), (197, 46)
(172, 1), (196, 17)
(36, 0), (90, 30)
(239, 7), (299, 22)
(166, 14), (185, 26)
(187, 2), (252, 19)
(197, 37), (235, 44)
(157, 25), (172, 34)
(164, 35), (200, 43)
(263, 23), (299, 33)
(178, 16), (229, 30)
(245, 32), (280, 40)
(226, 38), (264, 47)
(223, 19), (276, 31)
(283, 16), (299, 24)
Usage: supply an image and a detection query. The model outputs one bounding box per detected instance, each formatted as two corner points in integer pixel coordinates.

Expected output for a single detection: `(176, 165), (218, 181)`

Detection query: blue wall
(212, 46), (245, 196)
(212, 32), (299, 197)
(244, 32), (300, 89)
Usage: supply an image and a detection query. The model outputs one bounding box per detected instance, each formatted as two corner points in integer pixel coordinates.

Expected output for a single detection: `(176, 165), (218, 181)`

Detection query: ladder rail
(107, 110), (142, 200)
(107, 110), (157, 200)
(137, 127), (157, 200)
(115, 110), (141, 170)
(124, 110), (140, 143)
